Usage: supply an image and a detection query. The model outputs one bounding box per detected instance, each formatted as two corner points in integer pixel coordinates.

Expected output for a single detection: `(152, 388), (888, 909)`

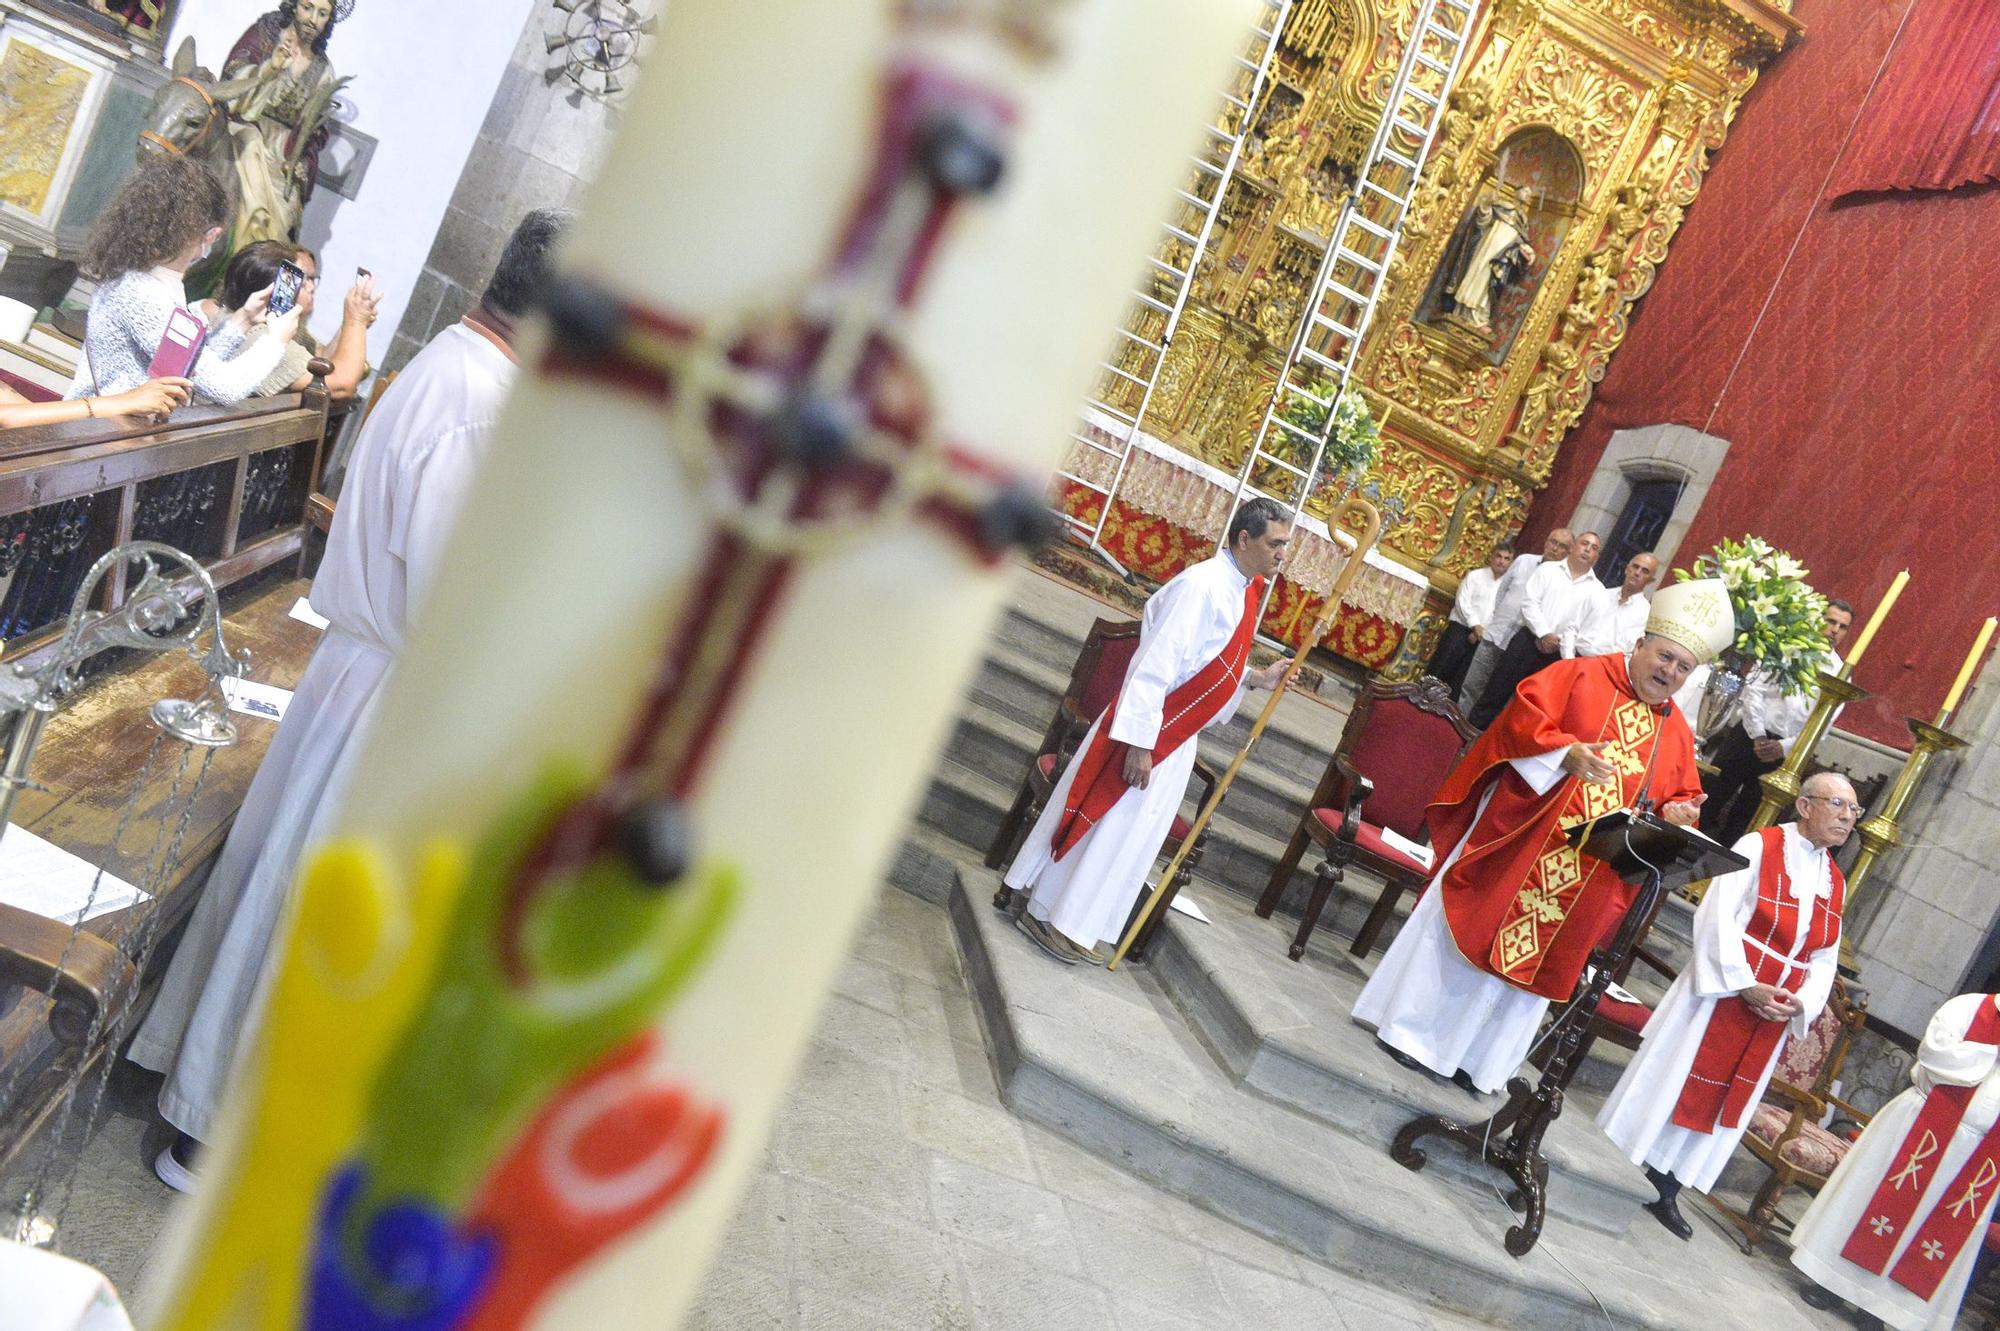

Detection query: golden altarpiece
(1055, 0), (1798, 671)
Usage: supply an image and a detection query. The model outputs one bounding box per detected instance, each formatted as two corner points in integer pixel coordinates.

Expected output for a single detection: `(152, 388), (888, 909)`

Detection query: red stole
(1048, 573), (1263, 861)
(1841, 997), (2000, 1300)
(1431, 655), (1702, 1000)
(1670, 825), (1844, 1132)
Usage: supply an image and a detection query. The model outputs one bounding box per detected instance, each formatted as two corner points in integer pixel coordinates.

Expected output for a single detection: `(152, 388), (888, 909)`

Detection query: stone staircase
(916, 567), (1386, 941)
(888, 566), (1836, 1331)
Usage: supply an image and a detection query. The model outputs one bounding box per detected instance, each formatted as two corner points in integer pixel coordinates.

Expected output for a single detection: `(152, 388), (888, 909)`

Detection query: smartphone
(269, 260), (306, 317)
(147, 306), (208, 379)
(356, 266), (371, 279)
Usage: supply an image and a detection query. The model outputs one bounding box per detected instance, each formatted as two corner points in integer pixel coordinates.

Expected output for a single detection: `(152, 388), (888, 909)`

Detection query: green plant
(1274, 381), (1381, 489)
(1677, 535), (1831, 694)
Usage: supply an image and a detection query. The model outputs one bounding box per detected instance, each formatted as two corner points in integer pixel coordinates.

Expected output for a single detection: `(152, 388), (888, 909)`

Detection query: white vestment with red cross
(1791, 993), (2000, 1331)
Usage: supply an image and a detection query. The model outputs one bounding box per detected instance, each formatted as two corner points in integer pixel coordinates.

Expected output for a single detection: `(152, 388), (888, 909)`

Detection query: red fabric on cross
(1527, 0), (2000, 749)
(1830, 0), (2000, 198)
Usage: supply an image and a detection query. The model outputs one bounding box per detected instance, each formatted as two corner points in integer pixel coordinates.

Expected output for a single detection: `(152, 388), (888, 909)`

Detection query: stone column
(384, 0), (656, 371)
(1853, 664), (2000, 1036)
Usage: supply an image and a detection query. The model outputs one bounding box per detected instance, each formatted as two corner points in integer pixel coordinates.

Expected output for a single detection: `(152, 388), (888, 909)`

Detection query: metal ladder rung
(1403, 84), (1441, 108)
(1360, 177), (1410, 207)
(1425, 19), (1469, 44)
(1296, 346), (1346, 376)
(1324, 274), (1373, 305)
(1204, 124), (1236, 142)
(1068, 433), (1129, 458)
(1146, 257), (1190, 281)
(1053, 469), (1112, 492)
(1132, 292), (1173, 316)
(1231, 55), (1262, 72)
(1222, 93), (1251, 111)
(1089, 402), (1138, 426)
(1250, 451), (1310, 480)
(1164, 224), (1199, 244)
(1391, 115), (1435, 141)
(1190, 157), (1226, 178)
(1414, 51), (1451, 74)
(1271, 416), (1322, 444)
(1112, 326), (1160, 348)
(1097, 362), (1149, 388)
(1313, 314), (1362, 342)
(1349, 214), (1394, 241)
(1175, 188), (1215, 212)
(1378, 145), (1418, 171)
(1334, 245), (1384, 275)
(1280, 376), (1335, 407)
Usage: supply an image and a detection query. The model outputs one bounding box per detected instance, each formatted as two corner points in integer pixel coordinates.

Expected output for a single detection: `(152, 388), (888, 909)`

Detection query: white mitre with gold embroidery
(1646, 577), (1736, 663)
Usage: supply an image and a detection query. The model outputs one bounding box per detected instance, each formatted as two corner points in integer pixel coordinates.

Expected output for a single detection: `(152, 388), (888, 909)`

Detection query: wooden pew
(0, 382), (334, 1171)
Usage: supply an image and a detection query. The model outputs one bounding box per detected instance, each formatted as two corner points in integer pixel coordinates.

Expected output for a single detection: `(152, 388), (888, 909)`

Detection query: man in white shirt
(1457, 527), (1571, 712)
(130, 210), (571, 1192)
(1569, 551), (1658, 659)
(1469, 530), (1602, 728)
(1426, 542), (1512, 695)
(1698, 599), (1853, 842)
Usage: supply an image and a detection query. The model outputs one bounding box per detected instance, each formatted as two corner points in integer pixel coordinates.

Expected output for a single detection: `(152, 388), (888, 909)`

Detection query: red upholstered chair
(985, 615), (1218, 959)
(1704, 979), (1871, 1253)
(1255, 676), (1476, 961)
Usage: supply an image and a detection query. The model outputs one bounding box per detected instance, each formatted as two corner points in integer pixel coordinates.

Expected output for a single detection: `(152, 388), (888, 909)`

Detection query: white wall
(168, 0), (539, 348)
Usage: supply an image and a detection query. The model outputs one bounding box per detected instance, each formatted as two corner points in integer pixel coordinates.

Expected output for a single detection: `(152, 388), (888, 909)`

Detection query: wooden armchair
(1255, 676), (1475, 961)
(1704, 978), (1871, 1253)
(986, 615), (1219, 961)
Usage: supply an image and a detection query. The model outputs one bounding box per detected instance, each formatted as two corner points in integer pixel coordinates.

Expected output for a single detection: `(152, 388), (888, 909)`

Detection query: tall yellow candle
(1845, 568), (1909, 666)
(1939, 616), (1998, 721)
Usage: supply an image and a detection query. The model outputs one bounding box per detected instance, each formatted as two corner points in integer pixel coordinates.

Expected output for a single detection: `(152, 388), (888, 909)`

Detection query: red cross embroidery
(503, 58), (1058, 969)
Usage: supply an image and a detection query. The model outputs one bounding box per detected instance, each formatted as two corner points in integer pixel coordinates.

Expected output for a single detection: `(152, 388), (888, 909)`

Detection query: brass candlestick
(1835, 716), (1969, 972)
(1747, 667), (1872, 833)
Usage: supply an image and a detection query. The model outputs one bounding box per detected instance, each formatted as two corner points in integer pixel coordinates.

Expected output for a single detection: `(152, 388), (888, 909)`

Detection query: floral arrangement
(1273, 381), (1382, 488)
(1677, 535), (1831, 694)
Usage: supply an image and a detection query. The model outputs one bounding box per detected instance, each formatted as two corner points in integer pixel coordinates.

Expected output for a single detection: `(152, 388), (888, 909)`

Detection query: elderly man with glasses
(1598, 769), (1859, 1240)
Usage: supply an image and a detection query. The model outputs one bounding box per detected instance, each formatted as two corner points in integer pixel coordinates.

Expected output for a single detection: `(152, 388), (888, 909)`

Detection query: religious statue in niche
(218, 0), (353, 249)
(1418, 127), (1584, 365)
(1432, 199), (1535, 332)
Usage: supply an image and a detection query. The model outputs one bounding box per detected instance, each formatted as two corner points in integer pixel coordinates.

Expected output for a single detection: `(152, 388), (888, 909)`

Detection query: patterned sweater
(66, 267), (287, 405)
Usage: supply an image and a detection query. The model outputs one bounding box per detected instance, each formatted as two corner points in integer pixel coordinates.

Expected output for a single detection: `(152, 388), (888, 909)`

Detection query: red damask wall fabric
(1831, 0), (2000, 198)
(1528, 0), (2000, 747)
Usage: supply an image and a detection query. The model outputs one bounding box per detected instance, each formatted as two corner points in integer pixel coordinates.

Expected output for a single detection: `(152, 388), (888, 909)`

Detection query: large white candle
(147, 2), (1259, 1328)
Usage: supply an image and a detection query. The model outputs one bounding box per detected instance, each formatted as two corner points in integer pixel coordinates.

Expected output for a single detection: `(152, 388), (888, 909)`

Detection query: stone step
(943, 693), (1324, 850)
(938, 844), (1825, 1331)
(916, 754), (1337, 930)
(1150, 892), (1652, 1236)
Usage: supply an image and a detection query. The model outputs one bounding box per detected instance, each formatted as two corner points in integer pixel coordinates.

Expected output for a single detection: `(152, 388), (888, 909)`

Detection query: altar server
(1353, 579), (1732, 1091)
(1426, 542), (1511, 695)
(1791, 991), (2000, 1330)
(129, 211), (569, 1190)
(998, 499), (1291, 963)
(1458, 527), (1571, 712)
(1597, 771), (1853, 1239)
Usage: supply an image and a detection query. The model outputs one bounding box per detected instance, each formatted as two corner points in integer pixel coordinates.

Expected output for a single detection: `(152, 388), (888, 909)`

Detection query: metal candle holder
(1746, 666), (1871, 834)
(1833, 716), (1968, 973)
(0, 541), (247, 838)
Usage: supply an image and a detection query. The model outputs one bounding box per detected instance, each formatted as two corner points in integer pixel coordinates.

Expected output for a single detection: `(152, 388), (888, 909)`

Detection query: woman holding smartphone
(66, 156), (300, 406)
(202, 241), (379, 398)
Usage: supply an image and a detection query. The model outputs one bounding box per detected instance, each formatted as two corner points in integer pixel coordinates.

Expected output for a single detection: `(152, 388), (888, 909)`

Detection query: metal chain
(39, 743), (218, 1249)
(5, 729), (170, 1245)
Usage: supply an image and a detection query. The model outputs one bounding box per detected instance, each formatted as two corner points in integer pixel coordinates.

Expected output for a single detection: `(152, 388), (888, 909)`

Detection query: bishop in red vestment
(1352, 578), (1734, 1091)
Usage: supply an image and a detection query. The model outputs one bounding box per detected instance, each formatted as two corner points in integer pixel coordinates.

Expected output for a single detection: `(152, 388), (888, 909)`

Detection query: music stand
(1388, 808), (1748, 1256)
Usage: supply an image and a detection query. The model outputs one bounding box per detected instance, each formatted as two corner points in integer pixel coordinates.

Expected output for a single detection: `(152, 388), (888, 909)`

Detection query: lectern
(1389, 807), (1749, 1255)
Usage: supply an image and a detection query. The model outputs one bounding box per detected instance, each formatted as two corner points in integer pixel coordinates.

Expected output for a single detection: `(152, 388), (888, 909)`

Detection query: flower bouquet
(1679, 535), (1831, 696)
(1269, 381), (1381, 495)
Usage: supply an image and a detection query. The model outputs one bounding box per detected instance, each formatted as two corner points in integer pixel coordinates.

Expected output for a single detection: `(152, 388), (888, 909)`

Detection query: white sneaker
(153, 1135), (199, 1194)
